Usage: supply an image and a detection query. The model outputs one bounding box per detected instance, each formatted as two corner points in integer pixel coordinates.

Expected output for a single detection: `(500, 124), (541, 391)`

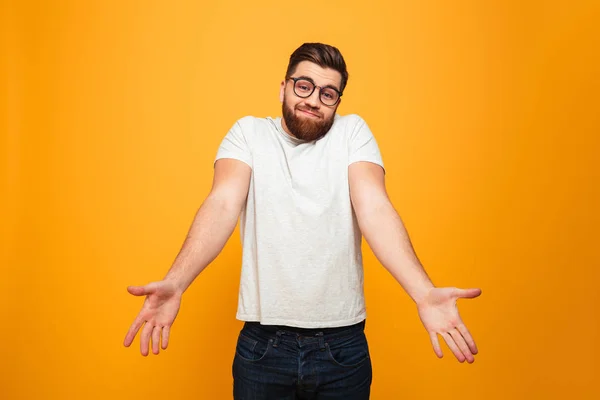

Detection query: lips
(297, 108), (321, 118)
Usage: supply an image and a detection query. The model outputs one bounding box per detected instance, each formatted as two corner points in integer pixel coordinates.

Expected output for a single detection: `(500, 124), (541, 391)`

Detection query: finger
(449, 328), (474, 363)
(455, 288), (482, 299)
(127, 282), (158, 297)
(161, 325), (170, 350)
(152, 326), (161, 355)
(123, 315), (144, 347)
(457, 324), (478, 354)
(429, 332), (443, 358)
(441, 332), (465, 363)
(140, 321), (154, 356)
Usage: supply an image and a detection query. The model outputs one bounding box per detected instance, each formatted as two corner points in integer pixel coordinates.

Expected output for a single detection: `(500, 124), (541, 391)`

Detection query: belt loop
(273, 331), (282, 347)
(317, 332), (325, 351)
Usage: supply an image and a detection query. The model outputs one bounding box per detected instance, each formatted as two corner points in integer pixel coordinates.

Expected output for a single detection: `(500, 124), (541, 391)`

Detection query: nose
(304, 89), (321, 108)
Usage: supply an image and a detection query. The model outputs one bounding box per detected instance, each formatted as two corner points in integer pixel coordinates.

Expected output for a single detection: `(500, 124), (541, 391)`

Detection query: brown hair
(285, 43), (349, 93)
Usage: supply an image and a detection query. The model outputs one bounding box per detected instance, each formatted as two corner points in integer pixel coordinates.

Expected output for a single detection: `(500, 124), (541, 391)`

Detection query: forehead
(291, 61), (342, 89)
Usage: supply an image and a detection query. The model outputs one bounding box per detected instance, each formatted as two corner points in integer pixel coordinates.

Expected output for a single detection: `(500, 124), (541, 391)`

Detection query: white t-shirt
(215, 113), (384, 328)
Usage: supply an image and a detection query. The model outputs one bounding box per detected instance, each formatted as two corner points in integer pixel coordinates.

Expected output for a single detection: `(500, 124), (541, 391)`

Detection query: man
(124, 42), (481, 399)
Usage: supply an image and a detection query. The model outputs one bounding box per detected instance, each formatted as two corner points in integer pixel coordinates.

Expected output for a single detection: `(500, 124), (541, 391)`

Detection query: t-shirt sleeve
(214, 118), (253, 168)
(348, 116), (385, 171)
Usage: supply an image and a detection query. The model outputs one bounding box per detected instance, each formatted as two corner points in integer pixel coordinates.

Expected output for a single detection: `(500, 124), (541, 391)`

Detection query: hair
(285, 43), (349, 93)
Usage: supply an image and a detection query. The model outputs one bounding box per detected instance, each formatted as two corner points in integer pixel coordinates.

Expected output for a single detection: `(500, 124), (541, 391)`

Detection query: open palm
(123, 280), (182, 356)
(417, 287), (481, 363)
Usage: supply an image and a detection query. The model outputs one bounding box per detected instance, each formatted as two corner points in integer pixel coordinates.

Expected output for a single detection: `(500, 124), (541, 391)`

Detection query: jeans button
(298, 335), (303, 340)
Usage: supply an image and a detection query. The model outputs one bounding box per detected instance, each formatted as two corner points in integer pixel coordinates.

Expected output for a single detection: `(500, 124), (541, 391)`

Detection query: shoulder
(226, 116), (286, 152)
(332, 113), (368, 131)
(227, 116), (274, 141)
(329, 114), (372, 141)
(233, 115), (274, 130)
(232, 115), (277, 136)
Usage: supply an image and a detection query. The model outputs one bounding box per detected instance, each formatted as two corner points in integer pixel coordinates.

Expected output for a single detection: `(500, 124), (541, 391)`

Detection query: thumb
(127, 282), (158, 296)
(455, 287), (482, 299)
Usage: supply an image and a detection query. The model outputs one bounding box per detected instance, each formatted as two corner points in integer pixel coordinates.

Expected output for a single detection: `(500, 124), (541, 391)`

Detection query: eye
(321, 89), (337, 100)
(295, 80), (313, 93)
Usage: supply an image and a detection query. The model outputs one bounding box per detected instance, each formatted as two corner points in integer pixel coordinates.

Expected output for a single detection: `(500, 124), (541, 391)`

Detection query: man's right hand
(122, 159), (250, 356)
(123, 280), (182, 356)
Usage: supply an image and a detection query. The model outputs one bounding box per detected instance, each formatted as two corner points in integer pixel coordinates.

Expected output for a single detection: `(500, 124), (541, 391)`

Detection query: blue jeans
(232, 319), (372, 399)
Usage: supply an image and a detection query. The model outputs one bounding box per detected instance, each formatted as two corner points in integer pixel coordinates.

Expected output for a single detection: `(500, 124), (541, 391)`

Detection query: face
(279, 61), (343, 142)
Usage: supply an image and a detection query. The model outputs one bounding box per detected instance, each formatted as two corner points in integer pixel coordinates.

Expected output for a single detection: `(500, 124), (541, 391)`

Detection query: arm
(163, 158), (252, 294)
(349, 161), (481, 363)
(124, 158), (251, 356)
(348, 161), (433, 304)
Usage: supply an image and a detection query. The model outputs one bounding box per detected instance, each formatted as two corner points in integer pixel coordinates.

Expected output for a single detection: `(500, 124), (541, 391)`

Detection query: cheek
(322, 108), (336, 119)
(287, 99), (302, 111)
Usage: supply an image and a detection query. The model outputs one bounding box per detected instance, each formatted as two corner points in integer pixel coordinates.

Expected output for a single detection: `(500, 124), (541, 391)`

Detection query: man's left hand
(416, 287), (482, 363)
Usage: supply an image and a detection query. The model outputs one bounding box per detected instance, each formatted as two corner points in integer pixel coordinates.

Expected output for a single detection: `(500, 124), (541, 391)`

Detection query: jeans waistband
(242, 319), (366, 340)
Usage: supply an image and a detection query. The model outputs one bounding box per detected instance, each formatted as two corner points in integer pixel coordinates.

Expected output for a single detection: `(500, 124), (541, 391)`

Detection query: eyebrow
(295, 75), (341, 93)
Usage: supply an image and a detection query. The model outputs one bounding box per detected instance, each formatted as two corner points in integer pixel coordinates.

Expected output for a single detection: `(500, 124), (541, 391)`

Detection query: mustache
(295, 106), (322, 118)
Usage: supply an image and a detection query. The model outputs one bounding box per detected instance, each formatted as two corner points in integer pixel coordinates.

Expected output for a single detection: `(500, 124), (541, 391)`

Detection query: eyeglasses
(287, 77), (342, 106)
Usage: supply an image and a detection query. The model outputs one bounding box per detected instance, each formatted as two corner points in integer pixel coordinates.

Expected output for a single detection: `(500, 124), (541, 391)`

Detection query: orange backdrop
(2, 0), (599, 399)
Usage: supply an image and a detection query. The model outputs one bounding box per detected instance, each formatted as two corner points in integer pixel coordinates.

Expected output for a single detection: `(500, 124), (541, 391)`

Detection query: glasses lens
(320, 88), (339, 106)
(294, 79), (314, 97)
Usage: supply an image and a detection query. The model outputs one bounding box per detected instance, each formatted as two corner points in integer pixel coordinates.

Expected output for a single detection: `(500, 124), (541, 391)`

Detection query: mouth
(297, 108), (320, 118)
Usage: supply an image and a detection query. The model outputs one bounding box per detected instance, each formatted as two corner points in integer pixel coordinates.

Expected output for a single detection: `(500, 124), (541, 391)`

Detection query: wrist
(411, 284), (435, 307)
(163, 274), (188, 295)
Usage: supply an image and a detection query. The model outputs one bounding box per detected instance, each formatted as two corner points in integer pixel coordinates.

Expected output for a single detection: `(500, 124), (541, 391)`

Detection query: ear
(279, 80), (285, 103)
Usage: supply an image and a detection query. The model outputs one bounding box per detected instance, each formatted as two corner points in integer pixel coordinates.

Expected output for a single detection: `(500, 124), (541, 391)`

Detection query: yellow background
(2, 0), (599, 399)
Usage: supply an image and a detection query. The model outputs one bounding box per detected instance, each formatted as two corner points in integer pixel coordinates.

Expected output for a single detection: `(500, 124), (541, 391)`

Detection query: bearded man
(124, 42), (482, 400)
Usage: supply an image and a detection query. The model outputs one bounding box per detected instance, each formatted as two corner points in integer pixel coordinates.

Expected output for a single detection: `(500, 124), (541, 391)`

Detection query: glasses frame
(287, 77), (343, 106)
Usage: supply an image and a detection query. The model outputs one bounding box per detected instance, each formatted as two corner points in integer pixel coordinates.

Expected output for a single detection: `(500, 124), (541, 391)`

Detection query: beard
(282, 96), (335, 142)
